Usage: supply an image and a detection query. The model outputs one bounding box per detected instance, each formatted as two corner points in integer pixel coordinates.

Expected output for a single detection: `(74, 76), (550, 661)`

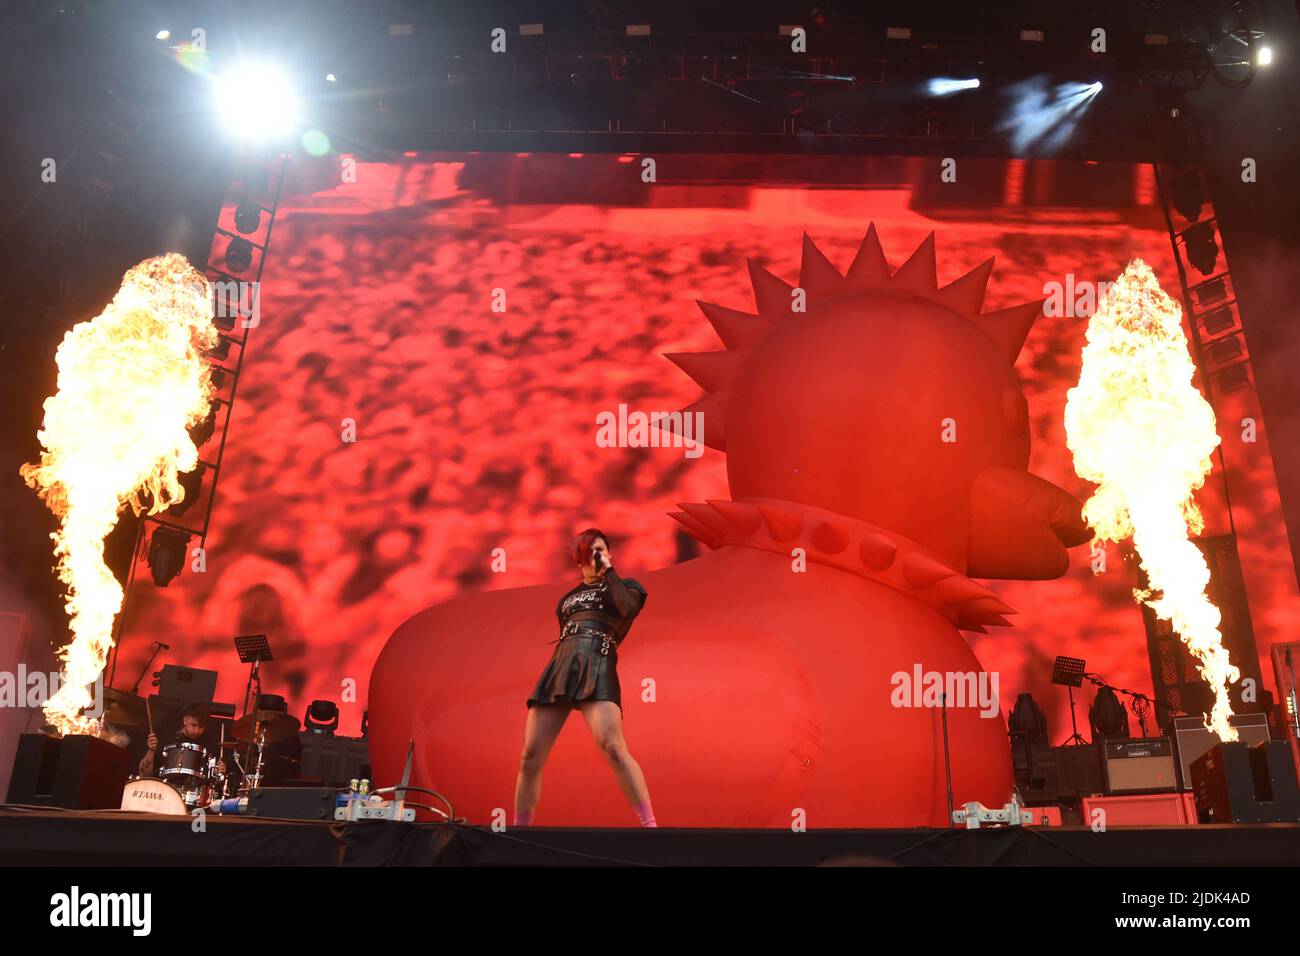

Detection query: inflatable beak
(967, 465), (1090, 580)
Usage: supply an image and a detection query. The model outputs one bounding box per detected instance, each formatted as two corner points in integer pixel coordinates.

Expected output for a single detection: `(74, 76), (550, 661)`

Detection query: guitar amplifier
(1191, 740), (1300, 823)
(1173, 714), (1270, 790)
(1101, 737), (1178, 794)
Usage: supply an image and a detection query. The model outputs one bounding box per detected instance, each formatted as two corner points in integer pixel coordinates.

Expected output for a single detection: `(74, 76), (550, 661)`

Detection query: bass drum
(120, 777), (188, 815)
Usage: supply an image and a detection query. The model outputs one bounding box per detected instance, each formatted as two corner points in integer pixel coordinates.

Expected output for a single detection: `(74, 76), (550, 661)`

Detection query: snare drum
(120, 777), (188, 815)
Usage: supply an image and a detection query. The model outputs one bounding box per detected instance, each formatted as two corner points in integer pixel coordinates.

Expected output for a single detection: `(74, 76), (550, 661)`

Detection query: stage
(2, 809), (1297, 867)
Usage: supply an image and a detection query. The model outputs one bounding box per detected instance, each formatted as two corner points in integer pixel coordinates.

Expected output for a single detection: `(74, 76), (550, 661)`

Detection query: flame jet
(1065, 258), (1239, 740)
(21, 254), (218, 735)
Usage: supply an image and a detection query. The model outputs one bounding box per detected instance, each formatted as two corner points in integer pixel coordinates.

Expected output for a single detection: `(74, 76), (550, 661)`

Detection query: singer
(514, 528), (656, 827)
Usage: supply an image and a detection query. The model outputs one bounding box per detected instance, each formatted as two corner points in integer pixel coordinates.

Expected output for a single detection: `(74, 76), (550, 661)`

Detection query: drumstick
(146, 696), (154, 736)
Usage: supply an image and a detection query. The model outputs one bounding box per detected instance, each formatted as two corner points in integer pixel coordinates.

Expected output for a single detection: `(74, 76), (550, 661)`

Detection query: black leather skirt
(526, 625), (622, 715)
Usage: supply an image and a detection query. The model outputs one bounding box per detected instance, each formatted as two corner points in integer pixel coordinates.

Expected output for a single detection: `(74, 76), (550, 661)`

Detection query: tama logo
(49, 886), (151, 936)
(128, 787), (164, 801)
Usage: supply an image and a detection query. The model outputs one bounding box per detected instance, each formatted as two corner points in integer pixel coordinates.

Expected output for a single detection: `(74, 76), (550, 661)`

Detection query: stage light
(1258, 46), (1273, 66)
(1089, 686), (1130, 739)
(204, 337), (232, 362)
(225, 237), (254, 273)
(1207, 335), (1244, 366)
(1089, 81), (1103, 93)
(187, 399), (221, 447)
(156, 30), (171, 40)
(305, 700), (340, 735)
(234, 202), (262, 234)
(167, 467), (205, 518)
(147, 527), (191, 586)
(1196, 277), (1227, 306)
(1214, 363), (1251, 393)
(927, 77), (980, 96)
(1008, 693), (1048, 743)
(1201, 304), (1235, 335)
(1169, 172), (1203, 222)
(213, 62), (301, 142)
(325, 73), (337, 82)
(1183, 221), (1219, 275)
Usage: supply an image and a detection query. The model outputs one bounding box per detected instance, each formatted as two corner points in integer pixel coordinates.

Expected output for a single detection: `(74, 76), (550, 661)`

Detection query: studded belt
(556, 620), (618, 656)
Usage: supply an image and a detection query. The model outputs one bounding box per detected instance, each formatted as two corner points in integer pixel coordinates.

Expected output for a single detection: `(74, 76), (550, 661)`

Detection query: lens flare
(20, 254), (218, 736)
(1065, 259), (1238, 740)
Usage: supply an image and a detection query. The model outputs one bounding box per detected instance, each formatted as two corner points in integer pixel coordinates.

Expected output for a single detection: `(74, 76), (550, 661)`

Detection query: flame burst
(1065, 259), (1239, 740)
(20, 254), (218, 735)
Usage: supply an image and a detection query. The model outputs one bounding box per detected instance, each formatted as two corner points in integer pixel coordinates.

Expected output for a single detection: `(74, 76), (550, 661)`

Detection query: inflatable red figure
(369, 225), (1089, 827)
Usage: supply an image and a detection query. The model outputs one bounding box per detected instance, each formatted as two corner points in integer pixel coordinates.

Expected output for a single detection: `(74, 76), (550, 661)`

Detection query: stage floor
(1, 809), (1298, 866)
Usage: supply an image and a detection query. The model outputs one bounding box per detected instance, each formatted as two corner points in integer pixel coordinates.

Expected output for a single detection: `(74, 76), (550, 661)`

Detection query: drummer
(138, 703), (227, 778)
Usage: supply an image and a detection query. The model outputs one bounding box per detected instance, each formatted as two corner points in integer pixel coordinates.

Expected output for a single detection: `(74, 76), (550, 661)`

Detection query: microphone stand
(128, 642), (167, 696)
(940, 691), (955, 827)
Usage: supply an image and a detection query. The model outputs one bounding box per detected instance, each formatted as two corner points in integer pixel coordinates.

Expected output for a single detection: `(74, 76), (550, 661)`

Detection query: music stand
(235, 634), (273, 718)
(1051, 655), (1088, 746)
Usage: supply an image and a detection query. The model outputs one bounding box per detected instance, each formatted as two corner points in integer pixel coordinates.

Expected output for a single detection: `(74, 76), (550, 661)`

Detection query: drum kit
(118, 702), (301, 815)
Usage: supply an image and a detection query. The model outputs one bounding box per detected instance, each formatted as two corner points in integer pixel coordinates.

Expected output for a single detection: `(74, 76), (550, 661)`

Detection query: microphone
(592, 551), (605, 571)
(155, 641), (171, 650)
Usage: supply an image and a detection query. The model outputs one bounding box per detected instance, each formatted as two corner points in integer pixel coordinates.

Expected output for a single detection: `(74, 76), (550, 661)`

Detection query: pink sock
(635, 800), (657, 828)
(514, 809), (535, 826)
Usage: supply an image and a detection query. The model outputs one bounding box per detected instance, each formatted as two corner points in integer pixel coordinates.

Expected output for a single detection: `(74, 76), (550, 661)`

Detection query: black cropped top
(555, 567), (648, 644)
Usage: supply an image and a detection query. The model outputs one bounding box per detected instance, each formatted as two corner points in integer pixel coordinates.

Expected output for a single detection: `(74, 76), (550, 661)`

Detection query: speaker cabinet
(6, 733), (131, 809)
(299, 734), (369, 787)
(1191, 741), (1300, 823)
(1172, 714), (1270, 790)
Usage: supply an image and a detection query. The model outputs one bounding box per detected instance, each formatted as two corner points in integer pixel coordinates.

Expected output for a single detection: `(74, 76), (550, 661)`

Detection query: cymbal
(101, 688), (147, 727)
(231, 711), (300, 743)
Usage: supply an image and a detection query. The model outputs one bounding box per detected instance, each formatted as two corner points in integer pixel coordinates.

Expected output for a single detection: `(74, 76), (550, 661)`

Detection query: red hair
(568, 527), (608, 567)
